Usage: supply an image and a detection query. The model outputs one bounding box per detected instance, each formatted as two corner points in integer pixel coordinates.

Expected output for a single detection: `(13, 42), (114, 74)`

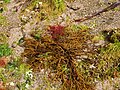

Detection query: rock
(95, 40), (105, 46)
(80, 55), (88, 59)
(12, 42), (17, 48)
(0, 57), (8, 68)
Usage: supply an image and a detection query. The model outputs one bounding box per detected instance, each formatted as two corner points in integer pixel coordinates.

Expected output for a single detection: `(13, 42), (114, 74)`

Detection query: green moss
(0, 14), (8, 26)
(42, 0), (74, 11)
(0, 32), (8, 44)
(53, 0), (65, 12)
(97, 42), (120, 79)
(110, 32), (120, 43)
(113, 7), (120, 11)
(92, 35), (104, 42)
(0, 57), (33, 89)
(0, 43), (12, 57)
(3, 0), (11, 3)
(71, 24), (90, 31)
(102, 28), (120, 43)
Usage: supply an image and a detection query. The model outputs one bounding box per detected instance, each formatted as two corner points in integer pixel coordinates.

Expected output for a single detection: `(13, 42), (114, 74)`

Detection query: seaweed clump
(22, 25), (96, 90)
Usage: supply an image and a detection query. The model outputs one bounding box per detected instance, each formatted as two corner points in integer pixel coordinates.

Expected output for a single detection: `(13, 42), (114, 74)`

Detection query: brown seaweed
(22, 27), (97, 90)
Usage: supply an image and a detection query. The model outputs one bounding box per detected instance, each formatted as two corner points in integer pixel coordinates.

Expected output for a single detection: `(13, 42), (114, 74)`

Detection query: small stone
(9, 82), (15, 86)
(77, 59), (81, 62)
(0, 1), (3, 4)
(38, 2), (42, 5)
(76, 56), (81, 59)
(25, 84), (29, 89)
(83, 48), (88, 52)
(80, 55), (88, 59)
(87, 40), (92, 44)
(95, 40), (105, 46)
(41, 69), (44, 72)
(89, 64), (96, 69)
(12, 42), (17, 48)
(25, 9), (30, 13)
(21, 15), (29, 23)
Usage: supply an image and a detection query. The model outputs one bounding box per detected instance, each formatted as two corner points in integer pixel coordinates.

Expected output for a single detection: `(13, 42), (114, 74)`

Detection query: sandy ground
(0, 0), (120, 90)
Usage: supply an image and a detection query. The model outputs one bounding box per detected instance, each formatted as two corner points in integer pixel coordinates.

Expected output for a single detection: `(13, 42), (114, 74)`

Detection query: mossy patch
(0, 57), (33, 89)
(0, 32), (8, 44)
(0, 43), (12, 57)
(97, 42), (120, 79)
(0, 14), (8, 26)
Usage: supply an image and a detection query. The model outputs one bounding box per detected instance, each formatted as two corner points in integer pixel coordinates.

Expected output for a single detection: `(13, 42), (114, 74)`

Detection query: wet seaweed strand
(57, 43), (94, 90)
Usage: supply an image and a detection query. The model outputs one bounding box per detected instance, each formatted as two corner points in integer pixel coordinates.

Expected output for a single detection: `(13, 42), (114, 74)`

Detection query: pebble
(95, 40), (105, 46)
(80, 55), (88, 59)
(83, 48), (88, 52)
(9, 82), (15, 86)
(12, 42), (17, 48)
